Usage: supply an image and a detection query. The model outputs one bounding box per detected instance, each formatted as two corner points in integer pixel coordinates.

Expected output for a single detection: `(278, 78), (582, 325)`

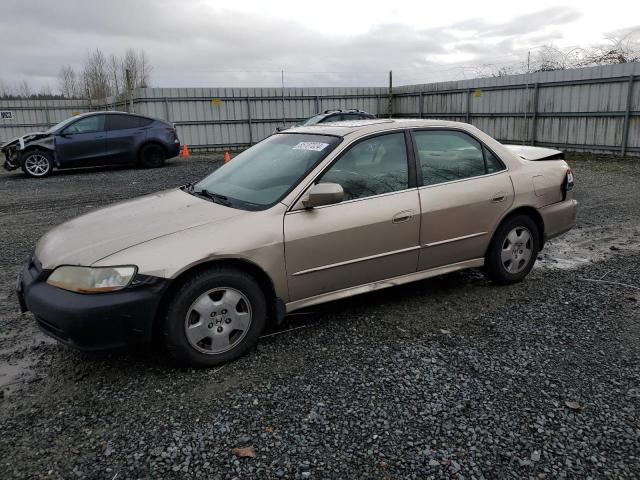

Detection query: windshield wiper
(193, 188), (232, 207)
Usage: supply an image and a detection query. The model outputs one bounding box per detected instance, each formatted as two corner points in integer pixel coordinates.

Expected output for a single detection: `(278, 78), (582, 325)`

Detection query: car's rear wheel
(163, 268), (267, 367)
(139, 144), (166, 168)
(21, 150), (53, 178)
(484, 214), (540, 285)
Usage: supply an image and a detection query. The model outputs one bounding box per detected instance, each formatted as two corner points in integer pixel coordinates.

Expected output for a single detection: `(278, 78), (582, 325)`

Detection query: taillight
(565, 167), (574, 191)
(562, 167), (574, 200)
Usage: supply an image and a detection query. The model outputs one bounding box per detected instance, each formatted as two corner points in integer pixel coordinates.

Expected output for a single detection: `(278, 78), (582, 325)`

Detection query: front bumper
(3, 150), (20, 171)
(17, 255), (170, 351)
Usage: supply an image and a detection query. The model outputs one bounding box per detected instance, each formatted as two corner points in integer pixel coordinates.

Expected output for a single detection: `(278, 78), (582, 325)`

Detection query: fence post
(530, 82), (539, 146)
(621, 75), (634, 157)
(246, 97), (253, 146)
(419, 92), (424, 118)
(315, 95), (320, 114)
(164, 97), (170, 122)
(388, 70), (393, 118)
(465, 89), (471, 123)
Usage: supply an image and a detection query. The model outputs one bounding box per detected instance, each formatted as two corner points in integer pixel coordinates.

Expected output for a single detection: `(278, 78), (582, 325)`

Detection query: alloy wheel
(24, 154), (50, 176)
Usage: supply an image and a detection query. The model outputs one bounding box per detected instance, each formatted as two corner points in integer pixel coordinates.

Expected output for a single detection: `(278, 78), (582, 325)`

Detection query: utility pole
(388, 70), (393, 118)
(281, 69), (286, 128)
(125, 69), (134, 113)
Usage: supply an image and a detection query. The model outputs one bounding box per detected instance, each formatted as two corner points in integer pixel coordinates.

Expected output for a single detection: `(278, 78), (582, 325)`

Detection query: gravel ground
(0, 154), (639, 479)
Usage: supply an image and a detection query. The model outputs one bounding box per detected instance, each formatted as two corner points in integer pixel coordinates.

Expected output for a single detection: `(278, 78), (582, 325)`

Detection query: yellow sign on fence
(473, 89), (482, 98)
(211, 98), (221, 106)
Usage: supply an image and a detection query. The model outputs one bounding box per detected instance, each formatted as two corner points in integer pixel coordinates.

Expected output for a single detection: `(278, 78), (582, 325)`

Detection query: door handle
(392, 210), (414, 223)
(491, 192), (507, 203)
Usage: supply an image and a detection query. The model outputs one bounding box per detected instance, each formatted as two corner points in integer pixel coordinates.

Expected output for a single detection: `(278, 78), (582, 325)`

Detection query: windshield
(45, 116), (82, 134)
(300, 114), (326, 126)
(195, 133), (341, 209)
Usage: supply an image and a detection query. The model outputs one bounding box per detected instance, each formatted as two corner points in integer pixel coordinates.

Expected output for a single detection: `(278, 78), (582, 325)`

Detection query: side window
(107, 114), (143, 131)
(318, 132), (408, 201)
(484, 147), (505, 174)
(414, 130), (499, 186)
(64, 115), (105, 134)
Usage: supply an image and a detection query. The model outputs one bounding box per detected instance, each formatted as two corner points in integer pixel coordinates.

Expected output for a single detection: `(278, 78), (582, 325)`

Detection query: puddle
(0, 357), (35, 395)
(537, 226), (640, 270)
(0, 328), (56, 397)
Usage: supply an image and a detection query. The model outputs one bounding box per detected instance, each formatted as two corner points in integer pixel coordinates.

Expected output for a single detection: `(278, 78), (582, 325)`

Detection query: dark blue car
(1, 111), (181, 178)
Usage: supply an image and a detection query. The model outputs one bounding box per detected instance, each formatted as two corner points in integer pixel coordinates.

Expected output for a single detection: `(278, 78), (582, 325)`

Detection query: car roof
(285, 118), (474, 137)
(73, 111), (154, 119)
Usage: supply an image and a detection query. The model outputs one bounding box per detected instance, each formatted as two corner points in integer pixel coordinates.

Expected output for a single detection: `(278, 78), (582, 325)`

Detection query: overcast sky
(1, 0), (639, 91)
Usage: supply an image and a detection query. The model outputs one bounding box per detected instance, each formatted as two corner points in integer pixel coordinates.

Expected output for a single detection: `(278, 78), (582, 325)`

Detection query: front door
(284, 132), (421, 301)
(55, 114), (107, 167)
(412, 129), (514, 270)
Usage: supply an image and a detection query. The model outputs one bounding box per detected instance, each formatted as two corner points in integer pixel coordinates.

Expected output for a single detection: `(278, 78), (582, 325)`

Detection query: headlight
(46, 266), (137, 293)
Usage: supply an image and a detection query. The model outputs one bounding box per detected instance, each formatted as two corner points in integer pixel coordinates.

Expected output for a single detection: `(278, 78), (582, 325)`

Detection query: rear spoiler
(503, 145), (564, 161)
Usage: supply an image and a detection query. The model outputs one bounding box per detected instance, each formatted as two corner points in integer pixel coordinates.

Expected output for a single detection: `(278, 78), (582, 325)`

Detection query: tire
(163, 268), (267, 367)
(21, 150), (53, 178)
(139, 144), (166, 168)
(484, 214), (540, 285)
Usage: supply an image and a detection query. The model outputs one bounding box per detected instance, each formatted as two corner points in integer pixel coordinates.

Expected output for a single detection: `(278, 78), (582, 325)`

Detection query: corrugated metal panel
(2, 63), (639, 154)
(393, 62), (640, 155)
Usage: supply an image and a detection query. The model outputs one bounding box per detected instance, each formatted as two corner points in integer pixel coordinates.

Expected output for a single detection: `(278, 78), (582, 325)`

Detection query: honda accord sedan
(17, 119), (577, 366)
(2, 111), (180, 178)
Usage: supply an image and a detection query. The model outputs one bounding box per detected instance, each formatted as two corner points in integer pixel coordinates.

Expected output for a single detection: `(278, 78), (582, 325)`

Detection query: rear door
(284, 131), (421, 301)
(412, 129), (514, 270)
(105, 114), (149, 163)
(55, 115), (107, 167)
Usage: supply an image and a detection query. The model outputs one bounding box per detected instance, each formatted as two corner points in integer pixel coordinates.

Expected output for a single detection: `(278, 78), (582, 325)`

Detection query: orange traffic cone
(181, 144), (190, 157)
(224, 151), (231, 163)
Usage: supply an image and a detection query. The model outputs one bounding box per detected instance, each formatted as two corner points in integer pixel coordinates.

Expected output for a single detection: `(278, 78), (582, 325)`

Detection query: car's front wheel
(139, 144), (166, 168)
(484, 214), (540, 285)
(163, 268), (267, 367)
(21, 150), (53, 178)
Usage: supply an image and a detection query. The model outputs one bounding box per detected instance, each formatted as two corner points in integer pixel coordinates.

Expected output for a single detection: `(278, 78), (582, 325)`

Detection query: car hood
(1, 131), (49, 150)
(36, 189), (244, 269)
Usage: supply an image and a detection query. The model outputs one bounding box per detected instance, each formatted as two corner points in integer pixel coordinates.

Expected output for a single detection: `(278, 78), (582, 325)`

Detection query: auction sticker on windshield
(293, 142), (329, 151)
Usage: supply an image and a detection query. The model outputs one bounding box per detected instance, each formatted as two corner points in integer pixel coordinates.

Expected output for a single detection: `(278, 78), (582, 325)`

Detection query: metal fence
(394, 62), (640, 156)
(0, 87), (388, 150)
(1, 62), (639, 155)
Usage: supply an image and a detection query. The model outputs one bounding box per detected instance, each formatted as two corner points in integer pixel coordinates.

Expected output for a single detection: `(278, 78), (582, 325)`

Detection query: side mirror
(59, 131), (71, 138)
(301, 183), (344, 209)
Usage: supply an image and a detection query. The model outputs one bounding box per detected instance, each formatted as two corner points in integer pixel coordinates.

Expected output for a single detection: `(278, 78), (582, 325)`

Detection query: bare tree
(584, 31), (640, 65)
(531, 45), (586, 72)
(108, 54), (122, 97)
(82, 48), (111, 99)
(58, 65), (79, 98)
(138, 49), (152, 88)
(0, 78), (12, 98)
(121, 48), (152, 92)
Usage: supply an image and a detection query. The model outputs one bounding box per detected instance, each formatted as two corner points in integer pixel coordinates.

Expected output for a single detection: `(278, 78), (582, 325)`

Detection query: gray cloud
(0, 1), (587, 91)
